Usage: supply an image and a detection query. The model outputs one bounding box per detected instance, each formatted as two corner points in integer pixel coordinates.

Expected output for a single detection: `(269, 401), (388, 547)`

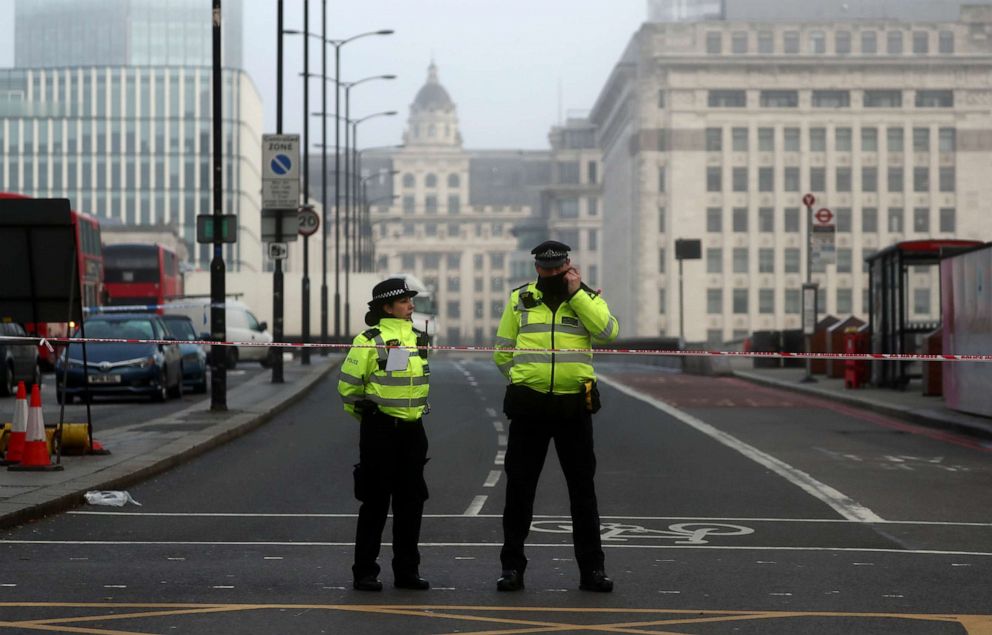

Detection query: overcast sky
(0, 1), (647, 151)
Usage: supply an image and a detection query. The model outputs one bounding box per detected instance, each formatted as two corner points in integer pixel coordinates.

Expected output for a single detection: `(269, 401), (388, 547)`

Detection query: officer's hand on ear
(565, 266), (581, 296)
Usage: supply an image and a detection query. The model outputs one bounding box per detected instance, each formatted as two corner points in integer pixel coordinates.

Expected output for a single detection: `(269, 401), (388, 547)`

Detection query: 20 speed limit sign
(298, 205), (319, 237)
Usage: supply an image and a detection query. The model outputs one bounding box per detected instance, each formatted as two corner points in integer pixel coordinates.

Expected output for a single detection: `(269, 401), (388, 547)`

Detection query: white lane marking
(770, 592), (793, 597)
(882, 594), (905, 598)
(463, 496), (487, 517)
(2, 540), (990, 557)
(658, 590), (681, 594)
(599, 375), (884, 523)
(497, 434), (508, 447)
(263, 557), (283, 560)
(454, 557), (475, 560)
(495, 451), (506, 465)
(64, 511), (992, 527)
(0, 584), (16, 587)
(483, 470), (502, 488)
(492, 420), (504, 433)
(103, 585), (127, 589)
(212, 585), (235, 589)
(486, 408), (497, 417)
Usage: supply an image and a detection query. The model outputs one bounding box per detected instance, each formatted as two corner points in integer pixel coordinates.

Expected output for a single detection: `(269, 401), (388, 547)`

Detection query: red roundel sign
(802, 193), (816, 207)
(814, 208), (834, 224)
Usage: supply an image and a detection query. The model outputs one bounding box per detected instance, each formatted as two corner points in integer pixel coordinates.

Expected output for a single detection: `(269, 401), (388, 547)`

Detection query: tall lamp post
(357, 170), (398, 271)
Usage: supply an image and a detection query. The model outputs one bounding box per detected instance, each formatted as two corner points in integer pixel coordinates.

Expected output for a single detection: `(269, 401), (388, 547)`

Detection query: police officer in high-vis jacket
(492, 241), (620, 593)
(338, 278), (431, 592)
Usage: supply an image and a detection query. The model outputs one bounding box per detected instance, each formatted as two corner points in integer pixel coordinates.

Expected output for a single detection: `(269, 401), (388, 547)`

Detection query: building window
(758, 31), (774, 54)
(733, 289), (748, 314)
(939, 30), (954, 54)
(707, 167), (722, 192)
(707, 247), (723, 273)
(916, 90), (954, 108)
(760, 90), (798, 108)
(886, 31), (903, 55)
(733, 208), (748, 232)
(862, 30), (878, 54)
(888, 167), (903, 191)
(658, 289), (666, 315)
(784, 248), (800, 273)
(940, 207), (956, 233)
(588, 229), (598, 250)
(705, 127), (722, 151)
(836, 207), (852, 232)
(733, 247), (749, 273)
(810, 30), (826, 54)
(709, 90), (746, 107)
(588, 197), (599, 216)
(759, 289), (775, 314)
(491, 253), (505, 268)
(862, 249), (877, 273)
(913, 207), (930, 232)
(812, 90), (850, 108)
(424, 253), (441, 269)
(732, 31), (748, 54)
(474, 301), (484, 319)
(836, 127), (853, 151)
(862, 167), (878, 192)
(836, 168), (852, 192)
(784, 167), (800, 191)
(837, 288), (853, 314)
(401, 254), (417, 269)
(558, 198), (579, 218)
(913, 127), (930, 151)
(732, 167), (748, 192)
(837, 248), (852, 273)
(784, 30), (800, 53)
(939, 167), (955, 192)
(425, 173), (437, 188)
(659, 167), (666, 192)
(759, 168), (774, 192)
(706, 32), (722, 54)
(912, 31), (929, 54)
(887, 126), (904, 151)
(707, 207), (723, 232)
(836, 30), (851, 54)
(865, 90), (902, 108)
(588, 161), (598, 184)
(810, 167), (826, 191)
(403, 173), (415, 188)
(913, 167), (929, 192)
(938, 127), (955, 152)
(658, 206), (666, 233)
(784, 208), (800, 233)
(810, 127), (826, 152)
(914, 289), (930, 314)
(425, 195), (438, 214)
(448, 173), (460, 188)
(862, 127), (878, 151)
(658, 90), (666, 108)
(447, 301), (460, 318)
(888, 207), (904, 233)
(557, 161), (581, 184)
(732, 127), (748, 152)
(447, 253), (461, 268)
(759, 247), (774, 272)
(782, 127), (799, 152)
(448, 195), (460, 214)
(403, 195), (415, 214)
(658, 249), (666, 273)
(862, 207), (878, 233)
(758, 127), (774, 151)
(707, 289), (723, 314)
(785, 289), (800, 314)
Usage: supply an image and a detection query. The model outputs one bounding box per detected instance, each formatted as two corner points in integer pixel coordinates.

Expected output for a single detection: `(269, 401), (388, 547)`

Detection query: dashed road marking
(463, 496), (487, 517)
(483, 470), (501, 488)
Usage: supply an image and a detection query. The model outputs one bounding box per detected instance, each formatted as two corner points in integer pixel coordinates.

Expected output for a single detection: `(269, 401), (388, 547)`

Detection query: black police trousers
(500, 393), (605, 576)
(352, 410), (429, 580)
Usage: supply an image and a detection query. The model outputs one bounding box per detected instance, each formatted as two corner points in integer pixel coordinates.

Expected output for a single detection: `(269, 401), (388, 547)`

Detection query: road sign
(262, 134), (300, 210)
(268, 242), (288, 261)
(803, 193), (816, 207)
(261, 209), (298, 243)
(298, 205), (319, 237)
(802, 283), (819, 335)
(814, 208), (834, 225)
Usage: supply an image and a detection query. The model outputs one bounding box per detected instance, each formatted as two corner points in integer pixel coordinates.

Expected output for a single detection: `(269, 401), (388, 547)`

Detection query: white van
(163, 298), (274, 369)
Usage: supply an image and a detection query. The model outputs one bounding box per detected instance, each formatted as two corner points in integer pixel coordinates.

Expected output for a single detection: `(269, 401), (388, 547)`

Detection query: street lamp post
(357, 170), (398, 270)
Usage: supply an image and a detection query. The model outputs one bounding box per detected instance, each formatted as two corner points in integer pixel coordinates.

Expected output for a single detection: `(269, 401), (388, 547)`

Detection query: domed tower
(403, 62), (463, 148)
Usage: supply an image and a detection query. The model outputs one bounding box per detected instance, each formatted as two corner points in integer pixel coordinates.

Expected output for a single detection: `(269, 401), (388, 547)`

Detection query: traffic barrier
(8, 384), (63, 472)
(1, 382), (28, 466)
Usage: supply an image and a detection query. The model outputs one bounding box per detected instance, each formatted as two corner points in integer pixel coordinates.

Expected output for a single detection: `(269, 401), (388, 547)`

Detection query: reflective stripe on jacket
(337, 318), (430, 421)
(492, 282), (619, 394)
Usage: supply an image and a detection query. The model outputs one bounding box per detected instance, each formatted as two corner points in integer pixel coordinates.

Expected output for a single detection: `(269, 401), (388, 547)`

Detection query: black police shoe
(353, 575), (383, 591)
(394, 574), (430, 590)
(579, 570), (614, 592)
(496, 569), (525, 591)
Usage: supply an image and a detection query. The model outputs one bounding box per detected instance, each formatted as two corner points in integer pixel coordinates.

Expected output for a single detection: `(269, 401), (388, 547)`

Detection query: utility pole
(210, 0), (227, 409)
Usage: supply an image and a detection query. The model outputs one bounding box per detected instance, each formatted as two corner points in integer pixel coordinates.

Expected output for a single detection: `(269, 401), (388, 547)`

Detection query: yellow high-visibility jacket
(493, 282), (619, 394)
(337, 318), (430, 421)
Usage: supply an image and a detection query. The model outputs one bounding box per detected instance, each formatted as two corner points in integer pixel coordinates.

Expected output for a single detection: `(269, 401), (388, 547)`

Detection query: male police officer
(492, 240), (619, 592)
(338, 278), (432, 592)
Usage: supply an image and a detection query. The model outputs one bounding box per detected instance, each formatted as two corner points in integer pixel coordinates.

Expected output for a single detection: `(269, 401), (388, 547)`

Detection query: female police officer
(338, 278), (431, 591)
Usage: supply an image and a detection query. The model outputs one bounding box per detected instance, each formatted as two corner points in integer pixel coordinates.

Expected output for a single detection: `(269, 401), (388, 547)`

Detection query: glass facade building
(2, 0), (261, 272)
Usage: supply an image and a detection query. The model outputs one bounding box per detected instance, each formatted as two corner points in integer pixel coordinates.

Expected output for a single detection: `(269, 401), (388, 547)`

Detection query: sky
(0, 0), (648, 151)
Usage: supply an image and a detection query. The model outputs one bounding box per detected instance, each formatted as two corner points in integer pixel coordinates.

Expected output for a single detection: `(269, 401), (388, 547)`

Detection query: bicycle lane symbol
(530, 521), (754, 545)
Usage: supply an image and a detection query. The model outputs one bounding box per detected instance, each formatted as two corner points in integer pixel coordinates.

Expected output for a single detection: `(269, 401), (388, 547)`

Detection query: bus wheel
(225, 347), (238, 370)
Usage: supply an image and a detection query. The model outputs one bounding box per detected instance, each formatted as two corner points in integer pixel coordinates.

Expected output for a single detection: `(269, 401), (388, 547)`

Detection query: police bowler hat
(531, 240), (571, 268)
(368, 278), (418, 308)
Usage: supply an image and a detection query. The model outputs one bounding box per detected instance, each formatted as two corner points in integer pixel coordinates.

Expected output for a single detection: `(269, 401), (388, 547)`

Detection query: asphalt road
(2, 358), (991, 634)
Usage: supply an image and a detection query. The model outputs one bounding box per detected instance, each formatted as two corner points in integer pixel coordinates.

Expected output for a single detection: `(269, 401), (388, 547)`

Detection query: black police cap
(531, 240), (571, 268)
(368, 278), (418, 308)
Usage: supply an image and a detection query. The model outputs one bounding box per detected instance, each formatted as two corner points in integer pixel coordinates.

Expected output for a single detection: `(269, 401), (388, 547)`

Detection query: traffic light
(196, 214), (238, 244)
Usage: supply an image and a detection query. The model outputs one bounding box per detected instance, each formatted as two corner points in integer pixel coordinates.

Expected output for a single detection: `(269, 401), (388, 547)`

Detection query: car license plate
(88, 374), (121, 384)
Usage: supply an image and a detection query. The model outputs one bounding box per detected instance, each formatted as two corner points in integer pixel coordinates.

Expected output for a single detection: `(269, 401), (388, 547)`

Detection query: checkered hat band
(372, 287), (410, 301)
(537, 250), (567, 259)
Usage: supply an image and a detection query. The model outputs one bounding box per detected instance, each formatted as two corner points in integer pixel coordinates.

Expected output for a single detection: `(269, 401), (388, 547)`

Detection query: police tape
(1, 334), (991, 363)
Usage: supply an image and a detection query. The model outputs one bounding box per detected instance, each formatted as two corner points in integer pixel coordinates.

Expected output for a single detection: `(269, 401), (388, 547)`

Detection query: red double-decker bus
(103, 243), (183, 313)
(0, 192), (105, 368)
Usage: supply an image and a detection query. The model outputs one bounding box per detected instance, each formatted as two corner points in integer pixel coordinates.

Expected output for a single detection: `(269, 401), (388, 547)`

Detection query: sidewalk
(732, 361), (992, 441)
(0, 355), (341, 530)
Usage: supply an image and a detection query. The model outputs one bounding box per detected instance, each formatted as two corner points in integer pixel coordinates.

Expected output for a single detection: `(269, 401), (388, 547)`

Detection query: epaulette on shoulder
(361, 327), (381, 340)
(580, 283), (600, 298)
(512, 282), (530, 294)
(412, 326), (425, 336)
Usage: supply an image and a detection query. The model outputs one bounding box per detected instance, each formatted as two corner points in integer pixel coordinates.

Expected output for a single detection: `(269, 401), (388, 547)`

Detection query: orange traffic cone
(1, 381), (28, 466)
(8, 384), (63, 472)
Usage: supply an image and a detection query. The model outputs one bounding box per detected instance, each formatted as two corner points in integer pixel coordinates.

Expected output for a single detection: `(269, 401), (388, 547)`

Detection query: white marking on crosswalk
(464, 495), (487, 516)
(483, 470), (501, 487)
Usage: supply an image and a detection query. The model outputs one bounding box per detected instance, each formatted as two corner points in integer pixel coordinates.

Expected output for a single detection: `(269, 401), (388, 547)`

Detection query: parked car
(55, 313), (183, 403)
(0, 323), (42, 396)
(161, 314), (208, 393)
(162, 299), (274, 369)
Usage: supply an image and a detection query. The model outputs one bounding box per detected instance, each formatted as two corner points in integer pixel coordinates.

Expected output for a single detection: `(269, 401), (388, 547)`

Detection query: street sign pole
(802, 193), (817, 383)
(210, 0), (227, 409)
